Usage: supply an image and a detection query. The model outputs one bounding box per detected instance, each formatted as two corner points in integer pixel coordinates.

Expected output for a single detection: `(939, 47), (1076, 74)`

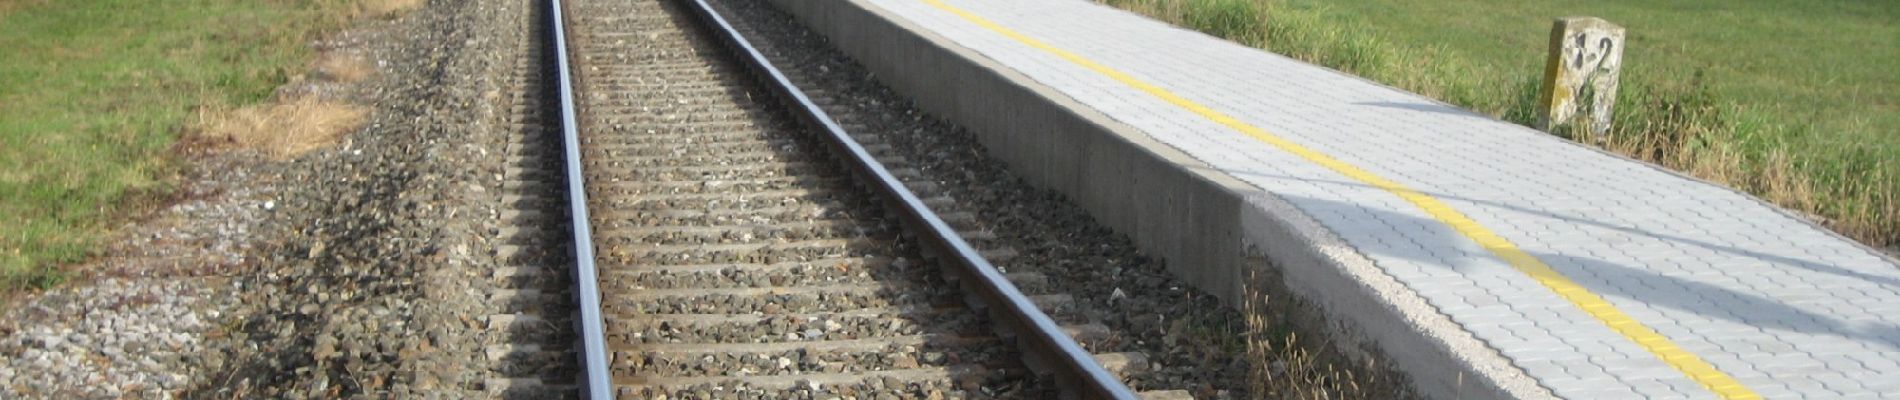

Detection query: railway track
(502, 0), (1195, 398)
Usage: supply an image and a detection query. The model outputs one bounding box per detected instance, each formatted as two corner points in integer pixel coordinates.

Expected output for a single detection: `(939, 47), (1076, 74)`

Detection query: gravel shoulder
(0, 1), (533, 397)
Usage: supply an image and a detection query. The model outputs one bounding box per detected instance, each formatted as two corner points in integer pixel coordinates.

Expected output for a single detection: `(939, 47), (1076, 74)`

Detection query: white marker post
(1537, 16), (1625, 138)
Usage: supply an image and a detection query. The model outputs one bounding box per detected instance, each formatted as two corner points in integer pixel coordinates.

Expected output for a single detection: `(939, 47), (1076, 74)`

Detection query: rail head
(547, 0), (615, 398)
(670, 0), (1141, 398)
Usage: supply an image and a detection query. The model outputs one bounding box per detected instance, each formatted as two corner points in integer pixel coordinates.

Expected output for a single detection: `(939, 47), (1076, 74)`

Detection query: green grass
(1103, 0), (1898, 249)
(0, 0), (360, 289)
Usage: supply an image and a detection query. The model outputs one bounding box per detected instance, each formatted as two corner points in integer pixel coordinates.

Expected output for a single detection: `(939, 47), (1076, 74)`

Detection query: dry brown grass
(357, 0), (423, 19)
(1243, 312), (1398, 399)
(194, 97), (368, 159)
(1233, 263), (1409, 399)
(311, 52), (375, 83)
(1596, 109), (1898, 248)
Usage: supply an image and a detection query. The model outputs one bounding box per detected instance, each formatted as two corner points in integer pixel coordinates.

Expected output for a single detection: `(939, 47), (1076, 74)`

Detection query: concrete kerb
(756, 0), (1554, 398)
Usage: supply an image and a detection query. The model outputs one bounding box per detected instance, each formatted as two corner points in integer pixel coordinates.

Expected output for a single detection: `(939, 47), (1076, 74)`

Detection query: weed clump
(1184, 0), (1263, 41)
(194, 97), (368, 160)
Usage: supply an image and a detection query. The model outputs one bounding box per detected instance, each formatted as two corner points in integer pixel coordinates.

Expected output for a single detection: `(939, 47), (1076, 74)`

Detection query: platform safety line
(916, 1), (1760, 398)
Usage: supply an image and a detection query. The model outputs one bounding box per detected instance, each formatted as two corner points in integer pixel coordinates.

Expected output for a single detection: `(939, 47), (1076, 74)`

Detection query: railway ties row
(535, 0), (1203, 397)
(569, 0), (1036, 397)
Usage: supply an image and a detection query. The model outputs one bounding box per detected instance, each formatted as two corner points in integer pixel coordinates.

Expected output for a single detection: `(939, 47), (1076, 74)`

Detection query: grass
(1100, 0), (1898, 250)
(1221, 262), (1406, 399)
(196, 97), (369, 160)
(0, 0), (409, 291)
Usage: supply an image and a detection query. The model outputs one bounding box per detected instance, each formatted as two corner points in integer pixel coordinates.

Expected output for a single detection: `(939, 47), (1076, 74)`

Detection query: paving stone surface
(853, 0), (1900, 398)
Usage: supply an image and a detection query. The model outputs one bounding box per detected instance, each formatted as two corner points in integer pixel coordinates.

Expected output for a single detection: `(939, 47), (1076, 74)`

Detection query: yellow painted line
(916, 1), (1760, 398)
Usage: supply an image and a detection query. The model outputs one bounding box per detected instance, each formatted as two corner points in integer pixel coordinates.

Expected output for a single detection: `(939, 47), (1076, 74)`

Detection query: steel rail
(672, 1), (1140, 398)
(547, 0), (614, 397)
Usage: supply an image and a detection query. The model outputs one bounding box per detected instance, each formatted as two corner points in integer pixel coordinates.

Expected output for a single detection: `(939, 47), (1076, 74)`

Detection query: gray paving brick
(1811, 373), (1868, 394)
(1623, 377), (1703, 399)
(862, 1), (1900, 398)
(1517, 359), (1569, 383)
(1781, 377), (1844, 398)
(1806, 342), (1874, 357)
(1540, 377), (1621, 397)
(1561, 387), (1642, 399)
(1848, 353), (1900, 372)
(1741, 382), (1795, 399)
(1500, 347), (1578, 363)
(1604, 359), (1686, 381)
(1862, 376), (1900, 393)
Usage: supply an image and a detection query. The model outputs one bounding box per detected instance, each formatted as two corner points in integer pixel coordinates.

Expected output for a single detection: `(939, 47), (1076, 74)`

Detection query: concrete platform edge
(755, 0), (1553, 398)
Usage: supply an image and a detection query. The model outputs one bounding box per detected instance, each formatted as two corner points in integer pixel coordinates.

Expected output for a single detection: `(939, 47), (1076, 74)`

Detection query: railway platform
(760, 0), (1900, 398)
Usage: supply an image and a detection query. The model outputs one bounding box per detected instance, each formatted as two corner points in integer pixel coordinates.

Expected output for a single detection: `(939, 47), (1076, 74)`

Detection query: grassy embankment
(1100, 0), (1897, 251)
(1099, 0), (1896, 397)
(0, 0), (411, 290)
